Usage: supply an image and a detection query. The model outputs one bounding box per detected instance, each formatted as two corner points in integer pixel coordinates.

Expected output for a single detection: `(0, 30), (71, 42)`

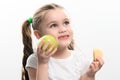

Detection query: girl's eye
(50, 24), (57, 28)
(63, 21), (70, 26)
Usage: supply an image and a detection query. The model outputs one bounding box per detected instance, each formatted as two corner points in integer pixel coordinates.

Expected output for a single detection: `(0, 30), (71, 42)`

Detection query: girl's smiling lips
(58, 35), (69, 40)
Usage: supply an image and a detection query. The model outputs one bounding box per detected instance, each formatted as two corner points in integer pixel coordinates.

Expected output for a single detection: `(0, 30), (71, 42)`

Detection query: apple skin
(37, 35), (58, 51)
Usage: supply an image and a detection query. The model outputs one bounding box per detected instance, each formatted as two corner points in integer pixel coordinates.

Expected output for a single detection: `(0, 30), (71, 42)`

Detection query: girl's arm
(80, 57), (104, 80)
(26, 63), (48, 80)
(36, 40), (57, 80)
(80, 73), (95, 80)
(26, 68), (37, 80)
(36, 63), (48, 80)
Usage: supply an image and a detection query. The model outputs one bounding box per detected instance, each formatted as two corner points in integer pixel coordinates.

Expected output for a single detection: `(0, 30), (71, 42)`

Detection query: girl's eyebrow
(64, 17), (70, 21)
(46, 20), (57, 26)
(46, 17), (70, 26)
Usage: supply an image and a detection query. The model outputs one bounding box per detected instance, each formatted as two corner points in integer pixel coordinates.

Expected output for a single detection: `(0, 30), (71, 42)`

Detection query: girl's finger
(49, 48), (57, 56)
(92, 62), (98, 71)
(42, 41), (50, 51)
(38, 40), (44, 50)
(45, 44), (55, 56)
(90, 61), (100, 72)
(96, 57), (104, 67)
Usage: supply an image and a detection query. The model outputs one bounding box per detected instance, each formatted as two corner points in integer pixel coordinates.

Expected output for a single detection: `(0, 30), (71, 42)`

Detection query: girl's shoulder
(26, 53), (37, 69)
(27, 53), (37, 62)
(28, 53), (37, 58)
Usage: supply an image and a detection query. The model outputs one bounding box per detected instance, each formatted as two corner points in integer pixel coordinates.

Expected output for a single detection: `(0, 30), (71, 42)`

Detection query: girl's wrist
(37, 61), (49, 70)
(37, 56), (50, 64)
(85, 72), (95, 80)
(81, 73), (95, 80)
(38, 59), (49, 64)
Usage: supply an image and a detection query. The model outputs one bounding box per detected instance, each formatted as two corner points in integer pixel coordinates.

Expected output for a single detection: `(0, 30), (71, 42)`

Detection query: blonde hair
(21, 3), (74, 80)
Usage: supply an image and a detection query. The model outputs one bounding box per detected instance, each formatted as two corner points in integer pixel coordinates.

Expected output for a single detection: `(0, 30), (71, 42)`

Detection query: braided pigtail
(21, 19), (33, 80)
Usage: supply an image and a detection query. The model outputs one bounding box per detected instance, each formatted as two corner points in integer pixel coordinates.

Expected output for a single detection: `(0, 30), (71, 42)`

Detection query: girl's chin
(58, 41), (71, 48)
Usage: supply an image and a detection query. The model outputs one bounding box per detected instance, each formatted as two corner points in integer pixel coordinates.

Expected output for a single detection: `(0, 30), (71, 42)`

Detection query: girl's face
(39, 8), (73, 48)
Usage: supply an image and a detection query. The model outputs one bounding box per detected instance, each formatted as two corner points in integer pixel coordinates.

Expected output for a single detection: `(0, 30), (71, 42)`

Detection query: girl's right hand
(37, 40), (57, 64)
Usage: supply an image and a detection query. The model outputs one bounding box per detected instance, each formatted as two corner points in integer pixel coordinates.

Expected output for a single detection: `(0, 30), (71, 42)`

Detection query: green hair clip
(28, 17), (33, 23)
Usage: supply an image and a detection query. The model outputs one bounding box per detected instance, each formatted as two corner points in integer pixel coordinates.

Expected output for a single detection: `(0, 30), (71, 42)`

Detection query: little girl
(21, 3), (104, 80)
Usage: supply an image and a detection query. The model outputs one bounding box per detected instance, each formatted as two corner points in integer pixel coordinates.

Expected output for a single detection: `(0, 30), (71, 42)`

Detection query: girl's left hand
(86, 57), (104, 77)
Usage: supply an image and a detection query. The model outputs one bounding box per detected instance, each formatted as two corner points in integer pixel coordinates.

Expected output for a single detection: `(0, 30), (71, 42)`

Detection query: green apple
(37, 35), (58, 51)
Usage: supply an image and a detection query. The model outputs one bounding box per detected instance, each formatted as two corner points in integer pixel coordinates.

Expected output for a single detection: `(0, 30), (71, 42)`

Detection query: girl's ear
(34, 30), (41, 39)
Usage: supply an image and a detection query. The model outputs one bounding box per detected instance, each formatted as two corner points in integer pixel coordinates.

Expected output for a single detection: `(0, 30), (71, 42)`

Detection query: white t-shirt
(26, 50), (90, 80)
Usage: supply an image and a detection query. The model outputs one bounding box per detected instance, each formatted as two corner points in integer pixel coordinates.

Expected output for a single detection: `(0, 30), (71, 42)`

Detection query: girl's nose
(58, 25), (67, 33)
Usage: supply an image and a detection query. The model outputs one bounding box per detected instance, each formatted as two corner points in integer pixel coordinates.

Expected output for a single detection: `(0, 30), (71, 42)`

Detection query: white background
(0, 0), (120, 80)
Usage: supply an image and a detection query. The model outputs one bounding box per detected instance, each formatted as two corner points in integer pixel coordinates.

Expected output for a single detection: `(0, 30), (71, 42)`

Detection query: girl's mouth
(58, 35), (69, 40)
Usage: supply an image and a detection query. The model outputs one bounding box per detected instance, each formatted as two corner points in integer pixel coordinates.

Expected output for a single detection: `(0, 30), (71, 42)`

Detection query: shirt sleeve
(25, 53), (38, 69)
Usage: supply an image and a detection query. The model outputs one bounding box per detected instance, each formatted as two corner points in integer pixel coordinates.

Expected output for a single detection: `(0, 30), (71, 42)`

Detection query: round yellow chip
(93, 48), (103, 60)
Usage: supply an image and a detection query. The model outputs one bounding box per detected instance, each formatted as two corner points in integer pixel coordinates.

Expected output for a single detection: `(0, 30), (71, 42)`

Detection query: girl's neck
(52, 47), (71, 59)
